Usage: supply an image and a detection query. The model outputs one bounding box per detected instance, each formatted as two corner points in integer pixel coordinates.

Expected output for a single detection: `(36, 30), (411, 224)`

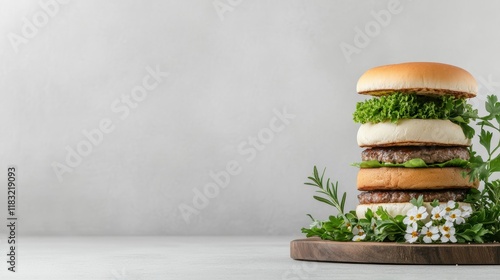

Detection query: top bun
(356, 62), (477, 98)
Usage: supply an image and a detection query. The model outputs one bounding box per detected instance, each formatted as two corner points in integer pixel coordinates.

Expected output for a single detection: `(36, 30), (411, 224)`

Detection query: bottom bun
(355, 202), (470, 220)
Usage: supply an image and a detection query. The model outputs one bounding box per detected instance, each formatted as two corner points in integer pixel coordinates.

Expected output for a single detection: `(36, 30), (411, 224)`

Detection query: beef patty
(358, 189), (468, 204)
(361, 146), (470, 164)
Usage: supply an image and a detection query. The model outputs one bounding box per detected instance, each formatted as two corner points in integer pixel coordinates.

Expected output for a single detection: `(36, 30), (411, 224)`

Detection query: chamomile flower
(352, 234), (366, 241)
(416, 206), (429, 221)
(403, 207), (417, 225)
(444, 201), (457, 214)
(405, 223), (419, 243)
(421, 226), (440, 243)
(439, 221), (454, 235)
(351, 225), (362, 235)
(447, 209), (465, 225)
(461, 205), (472, 219)
(351, 225), (366, 241)
(440, 226), (457, 243)
(352, 232), (366, 241)
(404, 206), (428, 225)
(431, 206), (445, 221)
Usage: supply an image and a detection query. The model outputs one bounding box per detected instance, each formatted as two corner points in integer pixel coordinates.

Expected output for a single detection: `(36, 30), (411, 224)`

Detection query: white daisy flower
(351, 225), (366, 241)
(440, 227), (457, 243)
(403, 206), (418, 225)
(444, 201), (457, 213)
(404, 206), (428, 225)
(461, 205), (472, 219)
(405, 223), (419, 243)
(415, 206), (428, 221)
(352, 231), (366, 242)
(351, 225), (362, 235)
(431, 206), (445, 221)
(421, 226), (440, 243)
(352, 235), (366, 241)
(439, 221), (454, 234)
(447, 209), (465, 225)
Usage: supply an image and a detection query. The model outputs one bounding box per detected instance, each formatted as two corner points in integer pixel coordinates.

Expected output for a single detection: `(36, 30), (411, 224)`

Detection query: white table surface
(1, 236), (498, 279)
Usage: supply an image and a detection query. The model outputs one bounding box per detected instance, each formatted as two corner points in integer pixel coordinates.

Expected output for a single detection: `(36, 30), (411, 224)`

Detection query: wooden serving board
(291, 238), (500, 265)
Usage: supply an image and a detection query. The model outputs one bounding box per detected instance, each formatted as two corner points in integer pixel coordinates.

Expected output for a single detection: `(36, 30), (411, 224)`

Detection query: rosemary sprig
(305, 166), (347, 219)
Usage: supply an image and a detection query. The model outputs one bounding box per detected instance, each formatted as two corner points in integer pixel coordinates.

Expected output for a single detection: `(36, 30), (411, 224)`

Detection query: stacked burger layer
(353, 62), (478, 217)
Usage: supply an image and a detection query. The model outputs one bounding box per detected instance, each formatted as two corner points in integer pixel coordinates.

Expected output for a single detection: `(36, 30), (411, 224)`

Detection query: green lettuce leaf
(352, 158), (470, 168)
(353, 92), (477, 127)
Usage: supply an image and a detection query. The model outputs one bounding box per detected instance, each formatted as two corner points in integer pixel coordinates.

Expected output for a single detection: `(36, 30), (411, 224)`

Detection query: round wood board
(290, 238), (500, 265)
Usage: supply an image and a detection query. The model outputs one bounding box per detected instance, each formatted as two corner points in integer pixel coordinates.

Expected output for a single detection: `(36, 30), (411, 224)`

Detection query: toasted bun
(357, 119), (470, 147)
(356, 62), (477, 98)
(355, 202), (471, 219)
(357, 167), (478, 191)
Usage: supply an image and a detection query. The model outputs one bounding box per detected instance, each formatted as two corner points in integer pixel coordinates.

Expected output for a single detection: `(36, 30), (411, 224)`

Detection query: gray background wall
(0, 0), (499, 235)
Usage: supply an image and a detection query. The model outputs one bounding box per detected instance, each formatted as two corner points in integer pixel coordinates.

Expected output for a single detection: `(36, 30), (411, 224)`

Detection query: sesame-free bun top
(356, 62), (477, 98)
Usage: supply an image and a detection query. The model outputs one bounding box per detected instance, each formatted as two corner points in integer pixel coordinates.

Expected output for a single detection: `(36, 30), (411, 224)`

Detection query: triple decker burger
(353, 62), (478, 218)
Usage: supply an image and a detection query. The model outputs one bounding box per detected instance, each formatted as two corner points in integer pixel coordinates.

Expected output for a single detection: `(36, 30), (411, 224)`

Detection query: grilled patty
(361, 146), (470, 164)
(358, 189), (467, 204)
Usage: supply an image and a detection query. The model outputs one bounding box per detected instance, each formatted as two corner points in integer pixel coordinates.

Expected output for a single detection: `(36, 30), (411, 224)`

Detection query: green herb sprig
(302, 167), (358, 241)
(464, 95), (500, 242)
(304, 166), (347, 218)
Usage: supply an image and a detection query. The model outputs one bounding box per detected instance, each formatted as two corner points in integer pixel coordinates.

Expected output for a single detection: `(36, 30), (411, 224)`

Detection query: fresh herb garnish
(302, 166), (357, 241)
(304, 166), (348, 217)
(353, 93), (477, 138)
(463, 95), (500, 242)
(303, 95), (500, 243)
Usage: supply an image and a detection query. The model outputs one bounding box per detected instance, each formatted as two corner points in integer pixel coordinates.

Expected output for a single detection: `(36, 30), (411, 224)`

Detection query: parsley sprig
(464, 95), (500, 242)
